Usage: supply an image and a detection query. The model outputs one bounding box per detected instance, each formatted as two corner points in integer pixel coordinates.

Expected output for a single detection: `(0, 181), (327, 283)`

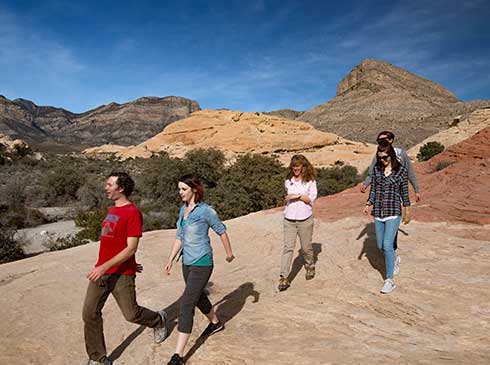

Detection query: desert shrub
(46, 234), (89, 251)
(0, 229), (25, 264)
(77, 175), (107, 210)
(210, 154), (285, 219)
(180, 148), (225, 188)
(75, 208), (106, 241)
(317, 165), (359, 196)
(42, 165), (83, 204)
(417, 141), (444, 162)
(435, 160), (454, 171)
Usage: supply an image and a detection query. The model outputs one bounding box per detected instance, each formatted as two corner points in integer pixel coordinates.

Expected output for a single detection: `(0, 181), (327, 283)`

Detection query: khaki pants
(280, 215), (314, 277)
(82, 274), (162, 362)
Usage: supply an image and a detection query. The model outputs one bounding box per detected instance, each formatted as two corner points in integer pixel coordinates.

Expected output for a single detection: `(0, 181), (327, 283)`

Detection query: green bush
(210, 154), (285, 219)
(0, 229), (25, 264)
(75, 208), (107, 241)
(417, 141), (445, 162)
(435, 160), (454, 171)
(46, 234), (89, 251)
(317, 165), (359, 196)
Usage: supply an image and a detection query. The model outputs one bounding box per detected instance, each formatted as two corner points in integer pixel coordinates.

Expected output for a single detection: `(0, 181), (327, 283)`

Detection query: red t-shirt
(95, 203), (143, 275)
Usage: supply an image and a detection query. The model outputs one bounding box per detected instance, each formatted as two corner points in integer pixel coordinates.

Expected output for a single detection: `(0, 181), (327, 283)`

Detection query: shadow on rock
(357, 222), (385, 279)
(109, 298), (180, 361)
(184, 282), (260, 362)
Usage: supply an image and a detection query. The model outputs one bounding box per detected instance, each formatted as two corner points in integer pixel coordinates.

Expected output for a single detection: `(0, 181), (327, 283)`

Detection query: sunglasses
(378, 155), (390, 161)
(377, 138), (390, 146)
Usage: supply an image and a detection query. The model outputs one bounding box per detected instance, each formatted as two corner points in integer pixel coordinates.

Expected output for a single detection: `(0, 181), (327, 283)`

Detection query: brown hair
(376, 145), (401, 171)
(286, 154), (317, 182)
(178, 174), (204, 203)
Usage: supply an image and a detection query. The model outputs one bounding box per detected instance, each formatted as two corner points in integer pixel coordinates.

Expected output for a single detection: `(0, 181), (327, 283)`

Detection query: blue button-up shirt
(176, 202), (226, 265)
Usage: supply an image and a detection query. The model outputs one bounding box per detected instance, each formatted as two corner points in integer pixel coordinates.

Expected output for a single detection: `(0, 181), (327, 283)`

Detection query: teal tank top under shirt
(180, 218), (213, 266)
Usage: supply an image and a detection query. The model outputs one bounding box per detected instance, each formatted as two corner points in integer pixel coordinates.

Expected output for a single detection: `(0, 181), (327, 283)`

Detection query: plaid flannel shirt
(368, 164), (410, 218)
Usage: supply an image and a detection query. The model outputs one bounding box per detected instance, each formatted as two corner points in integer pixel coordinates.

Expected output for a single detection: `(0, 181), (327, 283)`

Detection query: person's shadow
(184, 282), (260, 362)
(357, 223), (385, 279)
(109, 298), (181, 361)
(287, 242), (322, 284)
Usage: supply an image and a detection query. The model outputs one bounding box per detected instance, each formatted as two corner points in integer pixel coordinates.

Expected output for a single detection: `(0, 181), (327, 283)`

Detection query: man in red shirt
(82, 172), (168, 365)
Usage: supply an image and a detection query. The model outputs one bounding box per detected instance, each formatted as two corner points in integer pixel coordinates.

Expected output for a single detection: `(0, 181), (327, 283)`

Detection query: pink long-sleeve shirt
(284, 178), (318, 220)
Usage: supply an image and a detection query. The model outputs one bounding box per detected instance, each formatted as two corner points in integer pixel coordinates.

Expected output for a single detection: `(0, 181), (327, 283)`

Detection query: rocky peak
(336, 59), (458, 104)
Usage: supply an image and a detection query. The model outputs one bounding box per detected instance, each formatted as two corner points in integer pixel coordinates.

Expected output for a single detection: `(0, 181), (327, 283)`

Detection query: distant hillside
(298, 59), (489, 148)
(0, 95), (200, 151)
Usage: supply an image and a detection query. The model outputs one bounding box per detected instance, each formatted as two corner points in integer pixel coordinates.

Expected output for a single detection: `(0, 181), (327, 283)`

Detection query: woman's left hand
(402, 207), (411, 224)
(226, 254), (235, 263)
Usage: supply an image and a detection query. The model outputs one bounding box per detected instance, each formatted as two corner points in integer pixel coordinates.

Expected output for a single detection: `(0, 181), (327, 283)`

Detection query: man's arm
(400, 149), (420, 200)
(86, 236), (140, 281)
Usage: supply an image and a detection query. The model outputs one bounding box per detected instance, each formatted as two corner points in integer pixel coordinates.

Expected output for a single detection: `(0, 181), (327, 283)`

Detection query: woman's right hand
(164, 261), (173, 275)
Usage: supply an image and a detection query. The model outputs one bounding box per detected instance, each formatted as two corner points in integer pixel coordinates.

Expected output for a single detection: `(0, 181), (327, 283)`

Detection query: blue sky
(1, 0), (489, 113)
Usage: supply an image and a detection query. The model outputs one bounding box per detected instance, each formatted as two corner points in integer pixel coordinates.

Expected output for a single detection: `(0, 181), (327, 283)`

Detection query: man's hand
(402, 207), (411, 224)
(415, 193), (421, 202)
(359, 183), (367, 193)
(86, 265), (108, 282)
(363, 205), (370, 215)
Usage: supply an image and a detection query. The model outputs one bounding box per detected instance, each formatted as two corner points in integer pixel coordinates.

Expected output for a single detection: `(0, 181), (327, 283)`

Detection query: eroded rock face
(104, 109), (376, 169)
(315, 126), (490, 225)
(299, 59), (490, 148)
(0, 95), (200, 149)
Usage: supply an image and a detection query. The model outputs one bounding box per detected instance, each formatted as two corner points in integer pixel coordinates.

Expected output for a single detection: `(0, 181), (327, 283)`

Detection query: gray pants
(280, 215), (314, 277)
(82, 274), (162, 362)
(178, 265), (213, 333)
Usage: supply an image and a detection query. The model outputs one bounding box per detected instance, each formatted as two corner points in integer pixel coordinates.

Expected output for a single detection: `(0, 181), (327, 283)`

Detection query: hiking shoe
(380, 279), (396, 294)
(167, 353), (185, 365)
(200, 320), (225, 337)
(153, 309), (168, 343)
(394, 255), (401, 276)
(305, 266), (316, 280)
(278, 277), (290, 291)
(82, 358), (113, 365)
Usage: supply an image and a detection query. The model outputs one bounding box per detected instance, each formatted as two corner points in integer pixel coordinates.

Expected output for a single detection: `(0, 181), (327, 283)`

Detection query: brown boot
(305, 266), (315, 280)
(278, 276), (290, 291)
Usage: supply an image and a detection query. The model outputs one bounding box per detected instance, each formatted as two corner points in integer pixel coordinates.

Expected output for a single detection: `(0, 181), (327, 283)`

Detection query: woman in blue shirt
(164, 174), (235, 365)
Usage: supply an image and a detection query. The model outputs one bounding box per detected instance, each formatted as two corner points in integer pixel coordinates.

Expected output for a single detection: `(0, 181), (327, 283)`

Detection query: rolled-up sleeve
(308, 181), (318, 203)
(206, 206), (226, 235)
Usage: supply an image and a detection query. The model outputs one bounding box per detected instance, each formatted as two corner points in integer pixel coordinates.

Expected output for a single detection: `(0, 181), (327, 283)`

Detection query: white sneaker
(153, 309), (168, 343)
(380, 279), (396, 294)
(394, 255), (401, 276)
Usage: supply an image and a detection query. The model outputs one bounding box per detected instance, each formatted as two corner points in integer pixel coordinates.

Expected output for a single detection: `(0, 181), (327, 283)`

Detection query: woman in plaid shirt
(363, 145), (411, 294)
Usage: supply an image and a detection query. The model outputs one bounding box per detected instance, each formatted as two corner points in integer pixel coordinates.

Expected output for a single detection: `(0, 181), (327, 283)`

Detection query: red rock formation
(315, 128), (490, 225)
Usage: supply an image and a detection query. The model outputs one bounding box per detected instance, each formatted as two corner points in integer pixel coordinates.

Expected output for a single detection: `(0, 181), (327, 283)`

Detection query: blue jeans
(374, 216), (401, 279)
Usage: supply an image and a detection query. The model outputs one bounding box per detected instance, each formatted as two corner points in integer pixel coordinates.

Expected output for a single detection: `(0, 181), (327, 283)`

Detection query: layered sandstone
(107, 109), (376, 169)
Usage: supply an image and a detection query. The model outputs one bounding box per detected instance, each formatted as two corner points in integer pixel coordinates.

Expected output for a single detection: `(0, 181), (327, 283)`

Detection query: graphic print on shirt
(101, 213), (120, 238)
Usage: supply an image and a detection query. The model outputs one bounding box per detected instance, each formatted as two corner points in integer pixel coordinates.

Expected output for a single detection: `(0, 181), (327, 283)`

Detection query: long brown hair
(376, 145), (401, 171)
(286, 154), (317, 182)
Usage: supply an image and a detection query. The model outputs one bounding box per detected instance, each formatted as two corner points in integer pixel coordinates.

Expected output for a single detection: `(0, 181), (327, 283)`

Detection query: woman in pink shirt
(278, 155), (318, 291)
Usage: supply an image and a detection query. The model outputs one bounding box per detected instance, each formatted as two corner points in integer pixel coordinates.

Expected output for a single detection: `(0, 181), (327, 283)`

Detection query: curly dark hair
(107, 172), (135, 197)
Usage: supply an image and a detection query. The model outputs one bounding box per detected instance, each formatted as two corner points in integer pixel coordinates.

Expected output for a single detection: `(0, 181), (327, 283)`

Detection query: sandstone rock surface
(1, 126), (489, 365)
(109, 109), (376, 170)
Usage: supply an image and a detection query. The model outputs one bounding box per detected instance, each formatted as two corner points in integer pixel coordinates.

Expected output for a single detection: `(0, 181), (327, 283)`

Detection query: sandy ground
(1, 208), (489, 365)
